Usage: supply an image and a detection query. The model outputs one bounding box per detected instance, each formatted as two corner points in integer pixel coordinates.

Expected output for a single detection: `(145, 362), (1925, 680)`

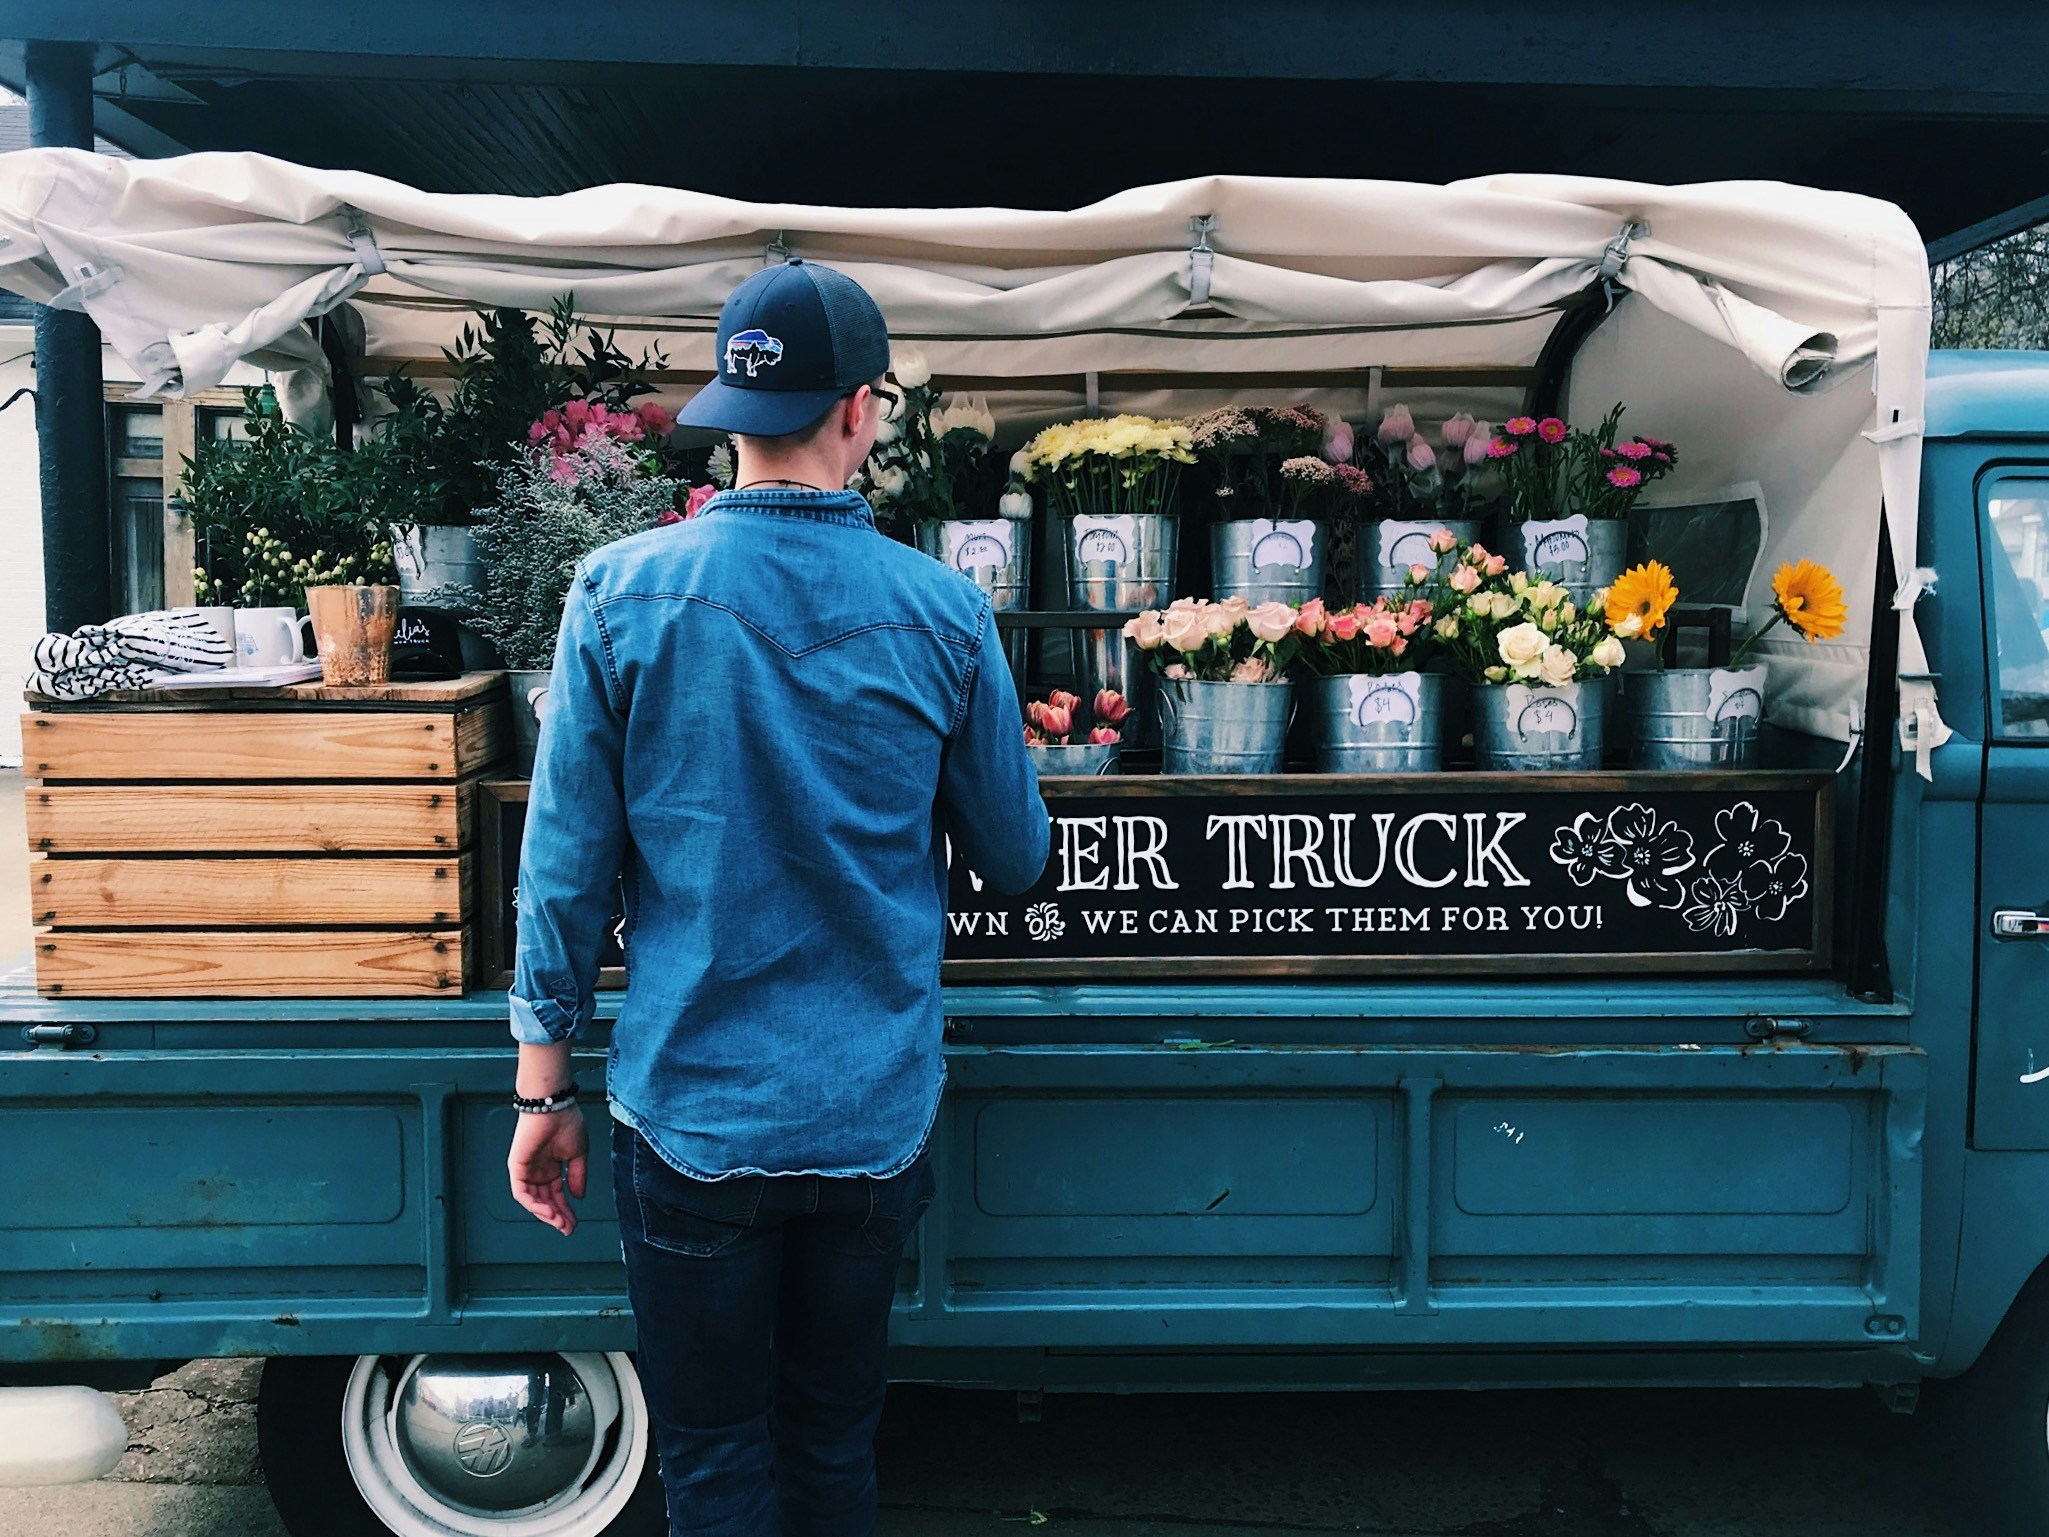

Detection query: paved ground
(0, 1358), (1970, 1536)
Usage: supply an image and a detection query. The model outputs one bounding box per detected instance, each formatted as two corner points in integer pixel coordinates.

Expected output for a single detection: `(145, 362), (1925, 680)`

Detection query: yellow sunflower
(1604, 560), (1679, 640)
(1771, 560), (1847, 643)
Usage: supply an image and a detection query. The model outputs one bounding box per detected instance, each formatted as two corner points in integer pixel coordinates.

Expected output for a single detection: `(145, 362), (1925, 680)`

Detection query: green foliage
(1934, 225), (2049, 350)
(447, 438), (682, 670)
(183, 386), (396, 608)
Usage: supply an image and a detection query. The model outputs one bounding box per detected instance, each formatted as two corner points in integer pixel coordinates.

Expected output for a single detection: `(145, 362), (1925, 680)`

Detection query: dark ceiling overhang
(2, 1), (2047, 248)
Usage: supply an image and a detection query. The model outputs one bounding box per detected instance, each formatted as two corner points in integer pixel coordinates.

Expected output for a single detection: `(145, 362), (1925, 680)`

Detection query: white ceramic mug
(235, 606), (315, 667)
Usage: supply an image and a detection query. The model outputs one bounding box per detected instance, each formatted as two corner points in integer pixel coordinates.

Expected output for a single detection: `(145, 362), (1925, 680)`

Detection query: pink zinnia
(1606, 466), (1643, 488)
(1615, 440), (1654, 460)
(1487, 437), (1519, 459)
(1504, 416), (1537, 437)
(1536, 417), (1567, 443)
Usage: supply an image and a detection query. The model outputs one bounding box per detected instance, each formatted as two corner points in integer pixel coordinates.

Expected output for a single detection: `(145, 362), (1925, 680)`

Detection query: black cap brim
(676, 377), (848, 437)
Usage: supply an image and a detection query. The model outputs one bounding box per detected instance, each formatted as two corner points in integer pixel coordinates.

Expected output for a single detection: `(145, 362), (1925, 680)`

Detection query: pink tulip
(1093, 689), (1130, 725)
(1088, 725), (1122, 745)
(1440, 412), (1477, 448)
(1049, 688), (1081, 712)
(1463, 427), (1494, 467)
(1025, 700), (1049, 730)
(1040, 704), (1073, 738)
(1321, 419), (1356, 464)
(1378, 404), (1416, 443)
(1405, 436), (1437, 473)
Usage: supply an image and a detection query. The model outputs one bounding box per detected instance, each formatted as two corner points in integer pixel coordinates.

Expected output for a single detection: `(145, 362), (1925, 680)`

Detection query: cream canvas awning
(0, 148), (1938, 752)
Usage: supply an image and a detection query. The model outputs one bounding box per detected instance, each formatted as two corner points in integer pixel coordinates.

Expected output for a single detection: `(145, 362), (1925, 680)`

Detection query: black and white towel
(27, 610), (236, 700)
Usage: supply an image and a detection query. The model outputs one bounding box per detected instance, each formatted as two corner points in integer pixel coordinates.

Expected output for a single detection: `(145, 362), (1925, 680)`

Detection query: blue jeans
(613, 1125), (936, 1537)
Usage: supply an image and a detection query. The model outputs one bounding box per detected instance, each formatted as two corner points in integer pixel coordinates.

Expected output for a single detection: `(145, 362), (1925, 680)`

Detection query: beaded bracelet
(512, 1082), (580, 1115)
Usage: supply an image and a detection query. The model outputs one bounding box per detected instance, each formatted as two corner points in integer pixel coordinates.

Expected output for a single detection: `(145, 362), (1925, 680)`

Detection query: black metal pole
(28, 38), (111, 632)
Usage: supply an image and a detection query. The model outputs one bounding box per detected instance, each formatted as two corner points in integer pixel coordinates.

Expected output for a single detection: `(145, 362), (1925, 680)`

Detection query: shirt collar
(699, 487), (876, 529)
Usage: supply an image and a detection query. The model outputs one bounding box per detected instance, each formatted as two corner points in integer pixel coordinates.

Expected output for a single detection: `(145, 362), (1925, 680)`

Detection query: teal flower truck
(3, 151), (2047, 1534)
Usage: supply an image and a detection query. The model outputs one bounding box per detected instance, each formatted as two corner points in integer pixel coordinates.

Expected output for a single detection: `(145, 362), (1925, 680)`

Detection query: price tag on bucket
(1521, 515), (1591, 573)
(1346, 673), (1424, 738)
(942, 520), (1014, 573)
(1248, 519), (1317, 571)
(1071, 514), (1139, 564)
(1376, 520), (1448, 573)
(1707, 667), (1765, 727)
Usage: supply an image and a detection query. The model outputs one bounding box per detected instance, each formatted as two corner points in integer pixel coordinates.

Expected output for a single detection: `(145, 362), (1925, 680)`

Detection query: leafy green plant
(184, 386), (396, 608)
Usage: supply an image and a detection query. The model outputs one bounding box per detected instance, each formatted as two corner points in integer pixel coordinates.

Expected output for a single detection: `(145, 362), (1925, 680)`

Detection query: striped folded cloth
(27, 610), (236, 700)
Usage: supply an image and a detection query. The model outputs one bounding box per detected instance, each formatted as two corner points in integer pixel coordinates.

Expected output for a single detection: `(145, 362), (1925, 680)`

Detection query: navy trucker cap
(677, 259), (892, 437)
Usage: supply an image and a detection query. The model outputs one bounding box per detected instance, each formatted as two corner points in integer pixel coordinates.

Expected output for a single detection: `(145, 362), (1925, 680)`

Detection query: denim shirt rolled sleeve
(510, 567), (628, 1046)
(941, 603), (1050, 895)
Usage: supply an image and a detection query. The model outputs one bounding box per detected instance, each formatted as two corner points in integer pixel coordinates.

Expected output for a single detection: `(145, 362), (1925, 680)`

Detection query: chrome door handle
(1993, 910), (2049, 939)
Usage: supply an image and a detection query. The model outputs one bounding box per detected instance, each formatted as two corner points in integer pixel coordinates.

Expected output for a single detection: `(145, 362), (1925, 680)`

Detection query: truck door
(1973, 468), (2049, 1148)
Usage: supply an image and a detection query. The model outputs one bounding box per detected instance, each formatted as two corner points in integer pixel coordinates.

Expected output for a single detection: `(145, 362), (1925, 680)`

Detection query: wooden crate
(22, 673), (508, 999)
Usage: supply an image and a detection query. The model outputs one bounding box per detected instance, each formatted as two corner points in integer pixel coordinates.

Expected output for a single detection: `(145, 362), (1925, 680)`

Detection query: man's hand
(508, 1105), (590, 1236)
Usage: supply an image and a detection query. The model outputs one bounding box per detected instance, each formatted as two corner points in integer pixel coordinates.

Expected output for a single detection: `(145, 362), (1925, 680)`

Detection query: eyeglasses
(866, 384), (900, 417)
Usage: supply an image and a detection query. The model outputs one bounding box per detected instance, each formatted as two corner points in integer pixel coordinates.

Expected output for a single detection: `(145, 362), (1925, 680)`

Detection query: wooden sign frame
(940, 770), (1834, 983)
(475, 779), (627, 992)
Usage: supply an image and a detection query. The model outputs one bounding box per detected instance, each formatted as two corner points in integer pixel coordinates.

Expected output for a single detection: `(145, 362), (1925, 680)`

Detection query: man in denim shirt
(506, 260), (1049, 1536)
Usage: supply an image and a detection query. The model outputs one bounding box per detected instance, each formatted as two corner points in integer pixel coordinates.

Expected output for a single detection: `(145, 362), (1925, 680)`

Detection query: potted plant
(1435, 549), (1625, 770)
(1123, 597), (1301, 774)
(1187, 404), (1356, 605)
(1353, 406), (1498, 598)
(1617, 557), (1846, 768)
(1487, 406), (1678, 605)
(1294, 533), (1458, 771)
(449, 429), (683, 773)
(1024, 688), (1127, 774)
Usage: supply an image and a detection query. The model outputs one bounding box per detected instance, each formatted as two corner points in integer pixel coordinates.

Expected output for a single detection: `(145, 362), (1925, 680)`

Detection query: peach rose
(1294, 597), (1328, 637)
(1247, 602), (1296, 643)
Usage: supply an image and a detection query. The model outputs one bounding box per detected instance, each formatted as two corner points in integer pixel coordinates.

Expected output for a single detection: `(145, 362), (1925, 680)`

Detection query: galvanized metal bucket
(1472, 679), (1606, 770)
(1307, 671), (1450, 773)
(1624, 665), (1766, 769)
(1076, 629), (1158, 748)
(1029, 741), (1121, 775)
(508, 667), (552, 776)
(1063, 511), (1179, 612)
(916, 517), (1032, 678)
(391, 523), (485, 604)
(1515, 516), (1627, 607)
(1210, 518), (1325, 605)
(1360, 518), (1482, 599)
(1158, 677), (1295, 775)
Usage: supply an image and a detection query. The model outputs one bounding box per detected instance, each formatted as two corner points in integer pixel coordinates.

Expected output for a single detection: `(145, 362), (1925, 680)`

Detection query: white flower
(875, 466), (909, 499)
(932, 393), (995, 442)
(893, 348), (932, 389)
(873, 414), (899, 445)
(1537, 643), (1578, 687)
(1497, 621), (1548, 670)
(1009, 448), (1031, 477)
(1591, 635), (1626, 669)
(707, 442), (735, 487)
(998, 489), (1033, 520)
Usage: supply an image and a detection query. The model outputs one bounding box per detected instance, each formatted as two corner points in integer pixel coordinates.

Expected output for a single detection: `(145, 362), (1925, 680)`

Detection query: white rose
(1613, 613), (1643, 638)
(873, 414), (899, 445)
(894, 348), (932, 389)
(1496, 622), (1548, 670)
(1591, 635), (1626, 669)
(1537, 644), (1578, 687)
(876, 466), (909, 498)
(998, 489), (1032, 520)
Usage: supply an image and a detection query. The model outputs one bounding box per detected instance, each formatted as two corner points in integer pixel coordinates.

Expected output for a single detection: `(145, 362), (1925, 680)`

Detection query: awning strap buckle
(1188, 214), (1217, 306)
(1596, 220), (1644, 308)
(341, 207), (386, 276)
(48, 260), (121, 310)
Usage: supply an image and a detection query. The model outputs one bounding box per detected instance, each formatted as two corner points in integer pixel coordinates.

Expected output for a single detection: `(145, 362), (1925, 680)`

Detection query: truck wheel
(1959, 1278), (2049, 1537)
(258, 1353), (664, 1537)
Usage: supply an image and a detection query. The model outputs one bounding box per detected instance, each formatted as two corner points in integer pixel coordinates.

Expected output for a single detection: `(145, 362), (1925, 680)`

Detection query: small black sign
(942, 772), (1831, 979)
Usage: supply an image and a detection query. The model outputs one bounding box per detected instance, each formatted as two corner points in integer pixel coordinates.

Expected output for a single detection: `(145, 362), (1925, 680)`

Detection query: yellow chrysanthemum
(1604, 561), (1679, 639)
(1772, 560), (1847, 642)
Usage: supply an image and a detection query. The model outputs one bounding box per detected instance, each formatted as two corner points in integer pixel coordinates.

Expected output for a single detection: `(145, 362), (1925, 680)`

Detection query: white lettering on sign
(1463, 811), (1530, 888)
(1393, 813), (1460, 889)
(1269, 814), (1335, 890)
(1206, 814), (1269, 890)
(1111, 814), (1179, 891)
(1330, 812), (1397, 888)
(1055, 816), (1111, 891)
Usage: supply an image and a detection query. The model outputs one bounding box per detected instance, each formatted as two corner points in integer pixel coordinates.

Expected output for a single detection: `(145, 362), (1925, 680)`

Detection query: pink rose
(684, 483), (717, 518)
(1164, 662), (1193, 680)
(1407, 563), (1432, 585)
(1294, 597), (1328, 637)
(1088, 725), (1122, 745)
(655, 509), (685, 527)
(1429, 528), (1458, 554)
(1093, 689), (1130, 725)
(1229, 656), (1272, 683)
(1483, 553), (1508, 576)
(1405, 436), (1437, 473)
(1378, 404), (1415, 443)
(1440, 412), (1477, 448)
(1328, 612), (1361, 642)
(1123, 610), (1167, 649)
(1321, 419), (1355, 463)
(1450, 565), (1481, 593)
(1363, 614), (1399, 648)
(1161, 606), (1210, 653)
(1537, 417), (1568, 443)
(1247, 601), (1296, 643)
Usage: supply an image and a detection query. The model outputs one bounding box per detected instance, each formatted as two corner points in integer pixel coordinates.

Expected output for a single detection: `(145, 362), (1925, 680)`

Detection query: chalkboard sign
(476, 780), (626, 991)
(942, 772), (1832, 979)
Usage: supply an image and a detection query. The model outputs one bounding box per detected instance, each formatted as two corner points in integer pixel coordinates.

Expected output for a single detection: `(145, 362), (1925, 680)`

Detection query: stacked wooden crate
(22, 674), (508, 998)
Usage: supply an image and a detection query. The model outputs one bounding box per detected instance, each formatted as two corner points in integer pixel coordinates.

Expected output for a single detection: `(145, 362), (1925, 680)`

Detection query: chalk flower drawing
(1681, 870), (1750, 937)
(1546, 804), (1693, 909)
(1024, 902), (1066, 943)
(1678, 800), (1808, 936)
